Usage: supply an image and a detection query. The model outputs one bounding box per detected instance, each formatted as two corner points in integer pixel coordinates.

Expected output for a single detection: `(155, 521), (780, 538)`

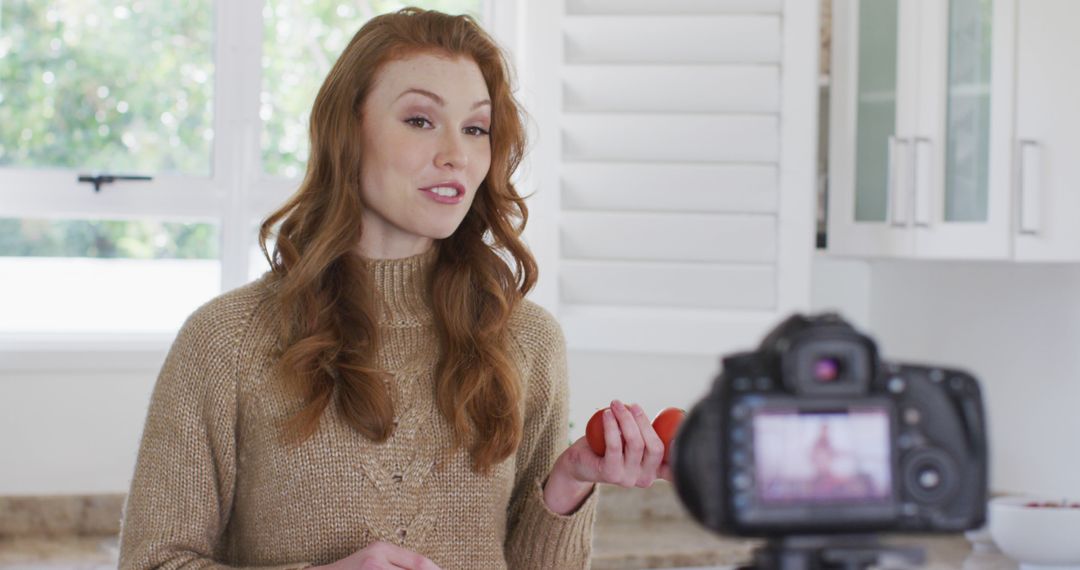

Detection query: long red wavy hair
(258, 8), (536, 475)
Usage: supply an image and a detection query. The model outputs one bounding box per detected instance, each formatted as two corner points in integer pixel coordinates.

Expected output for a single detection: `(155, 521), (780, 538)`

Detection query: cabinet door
(1013, 0), (1080, 261)
(828, 0), (916, 257)
(912, 0), (1014, 259)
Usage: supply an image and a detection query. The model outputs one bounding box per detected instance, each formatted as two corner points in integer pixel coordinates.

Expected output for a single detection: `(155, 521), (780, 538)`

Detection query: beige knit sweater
(118, 248), (598, 570)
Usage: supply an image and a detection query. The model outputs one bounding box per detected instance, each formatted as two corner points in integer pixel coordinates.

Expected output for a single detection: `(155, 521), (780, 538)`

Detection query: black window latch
(77, 173), (154, 193)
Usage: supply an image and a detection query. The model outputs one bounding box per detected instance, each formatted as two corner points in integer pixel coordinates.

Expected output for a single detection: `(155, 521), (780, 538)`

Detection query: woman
(119, 8), (669, 570)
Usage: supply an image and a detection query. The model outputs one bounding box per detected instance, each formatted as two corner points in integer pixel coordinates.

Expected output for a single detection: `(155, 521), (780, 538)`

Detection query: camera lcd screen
(752, 407), (892, 506)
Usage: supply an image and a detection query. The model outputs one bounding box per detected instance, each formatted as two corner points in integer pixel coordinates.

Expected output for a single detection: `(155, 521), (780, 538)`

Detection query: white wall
(566, 254), (1080, 500)
(4, 255), (1078, 499)
(863, 259), (1080, 498)
(565, 253), (871, 447)
(0, 369), (155, 495)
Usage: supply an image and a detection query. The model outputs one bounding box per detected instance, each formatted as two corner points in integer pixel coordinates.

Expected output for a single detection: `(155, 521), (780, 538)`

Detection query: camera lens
(813, 357), (842, 383)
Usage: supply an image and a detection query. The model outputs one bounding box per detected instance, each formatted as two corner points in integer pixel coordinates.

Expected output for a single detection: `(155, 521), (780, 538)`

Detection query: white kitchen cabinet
(1012, 0), (1080, 261)
(828, 0), (916, 257)
(829, 0), (1080, 261)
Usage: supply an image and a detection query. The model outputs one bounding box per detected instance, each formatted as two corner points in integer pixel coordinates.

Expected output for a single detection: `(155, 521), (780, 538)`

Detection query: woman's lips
(419, 183), (465, 205)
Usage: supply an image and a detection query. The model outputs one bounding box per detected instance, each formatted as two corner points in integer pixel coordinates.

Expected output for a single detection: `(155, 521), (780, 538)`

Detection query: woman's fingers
(607, 400), (645, 487)
(628, 403), (664, 487)
(379, 541), (443, 570)
(658, 463), (674, 483)
(611, 400), (644, 463)
(601, 406), (624, 464)
(596, 400), (666, 488)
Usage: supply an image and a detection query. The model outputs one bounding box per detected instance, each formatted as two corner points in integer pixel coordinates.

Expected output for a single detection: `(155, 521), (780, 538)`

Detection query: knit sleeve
(503, 305), (598, 570)
(118, 299), (310, 570)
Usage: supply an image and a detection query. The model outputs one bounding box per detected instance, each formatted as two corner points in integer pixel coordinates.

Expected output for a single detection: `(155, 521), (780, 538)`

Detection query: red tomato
(652, 407), (686, 465)
(586, 408), (608, 455)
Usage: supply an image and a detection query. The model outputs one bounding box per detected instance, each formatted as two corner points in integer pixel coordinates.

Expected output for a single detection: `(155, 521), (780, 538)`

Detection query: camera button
(754, 376), (773, 391)
(918, 468), (942, 490)
(733, 472), (753, 491)
(734, 377), (752, 391)
(903, 407), (922, 425)
(929, 369), (946, 383)
(888, 377), (907, 393)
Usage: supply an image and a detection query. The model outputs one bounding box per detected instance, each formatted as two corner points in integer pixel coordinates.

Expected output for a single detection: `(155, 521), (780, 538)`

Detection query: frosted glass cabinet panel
(853, 0), (898, 223)
(827, 0), (917, 257)
(943, 0), (993, 222)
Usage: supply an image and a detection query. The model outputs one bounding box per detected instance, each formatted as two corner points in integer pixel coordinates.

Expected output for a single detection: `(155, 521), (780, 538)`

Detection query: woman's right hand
(313, 541), (443, 570)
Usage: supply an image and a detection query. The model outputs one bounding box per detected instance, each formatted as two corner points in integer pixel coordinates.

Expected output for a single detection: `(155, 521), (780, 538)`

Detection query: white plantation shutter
(517, 0), (818, 355)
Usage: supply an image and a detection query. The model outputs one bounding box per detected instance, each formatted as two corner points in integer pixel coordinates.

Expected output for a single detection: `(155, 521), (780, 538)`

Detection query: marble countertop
(589, 520), (1017, 570)
(0, 483), (1022, 569)
(0, 526), (1019, 570)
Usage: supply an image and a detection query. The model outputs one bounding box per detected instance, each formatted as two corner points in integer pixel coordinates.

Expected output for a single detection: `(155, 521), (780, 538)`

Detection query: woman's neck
(365, 246), (438, 326)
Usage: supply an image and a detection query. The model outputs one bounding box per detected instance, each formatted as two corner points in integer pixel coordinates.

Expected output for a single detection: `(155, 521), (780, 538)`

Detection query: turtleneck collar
(364, 245), (438, 326)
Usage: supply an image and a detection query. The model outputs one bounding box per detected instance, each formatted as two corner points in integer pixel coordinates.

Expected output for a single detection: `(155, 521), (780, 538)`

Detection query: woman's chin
(426, 221), (467, 241)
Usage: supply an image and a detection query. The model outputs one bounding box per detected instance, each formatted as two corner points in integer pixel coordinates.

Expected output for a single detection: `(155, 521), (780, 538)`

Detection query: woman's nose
(435, 131), (468, 170)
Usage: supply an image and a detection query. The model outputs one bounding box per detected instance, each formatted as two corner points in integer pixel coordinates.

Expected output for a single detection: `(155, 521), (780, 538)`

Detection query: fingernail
(611, 399), (622, 410)
(631, 404), (643, 416)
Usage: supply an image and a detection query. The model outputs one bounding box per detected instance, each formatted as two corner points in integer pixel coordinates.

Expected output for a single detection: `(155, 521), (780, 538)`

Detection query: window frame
(0, 0), (518, 370)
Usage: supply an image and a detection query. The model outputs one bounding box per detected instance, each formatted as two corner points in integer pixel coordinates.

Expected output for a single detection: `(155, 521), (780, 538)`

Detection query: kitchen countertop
(590, 522), (1017, 569)
(0, 525), (1019, 570)
(0, 484), (1021, 569)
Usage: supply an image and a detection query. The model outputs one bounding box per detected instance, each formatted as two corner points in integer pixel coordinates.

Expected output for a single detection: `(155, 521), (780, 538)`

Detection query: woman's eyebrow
(396, 87), (491, 110)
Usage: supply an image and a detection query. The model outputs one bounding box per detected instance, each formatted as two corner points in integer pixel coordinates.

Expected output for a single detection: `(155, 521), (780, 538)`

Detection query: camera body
(673, 313), (988, 537)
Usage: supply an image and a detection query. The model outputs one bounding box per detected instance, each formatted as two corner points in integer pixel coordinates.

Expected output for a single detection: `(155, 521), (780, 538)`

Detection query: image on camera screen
(752, 408), (892, 505)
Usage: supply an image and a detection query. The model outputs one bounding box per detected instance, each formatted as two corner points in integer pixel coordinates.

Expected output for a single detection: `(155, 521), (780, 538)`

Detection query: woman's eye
(464, 126), (490, 137)
(405, 117), (432, 128)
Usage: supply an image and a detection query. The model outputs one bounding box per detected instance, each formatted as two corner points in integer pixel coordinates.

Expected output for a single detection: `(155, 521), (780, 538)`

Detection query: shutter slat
(563, 64), (780, 113)
(563, 114), (778, 163)
(564, 15), (781, 64)
(561, 260), (775, 310)
(567, 0), (783, 16)
(548, 0), (807, 347)
(562, 162), (777, 213)
(559, 305), (777, 355)
(562, 212), (776, 263)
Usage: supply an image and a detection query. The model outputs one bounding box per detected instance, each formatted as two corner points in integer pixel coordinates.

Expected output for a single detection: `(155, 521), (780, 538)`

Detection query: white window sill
(0, 333), (173, 372)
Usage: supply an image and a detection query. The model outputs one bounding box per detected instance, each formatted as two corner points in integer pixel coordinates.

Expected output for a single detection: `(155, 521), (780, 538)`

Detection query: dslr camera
(672, 313), (988, 542)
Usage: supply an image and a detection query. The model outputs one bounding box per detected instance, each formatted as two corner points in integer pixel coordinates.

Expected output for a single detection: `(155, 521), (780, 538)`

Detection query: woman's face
(356, 52), (493, 259)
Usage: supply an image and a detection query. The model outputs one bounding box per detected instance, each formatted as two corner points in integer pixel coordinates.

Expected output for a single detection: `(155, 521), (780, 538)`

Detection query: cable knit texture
(118, 247), (598, 570)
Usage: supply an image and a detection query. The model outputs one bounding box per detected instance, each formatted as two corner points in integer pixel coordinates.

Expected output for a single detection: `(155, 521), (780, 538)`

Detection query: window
(261, 0), (485, 179)
(0, 0), (487, 342)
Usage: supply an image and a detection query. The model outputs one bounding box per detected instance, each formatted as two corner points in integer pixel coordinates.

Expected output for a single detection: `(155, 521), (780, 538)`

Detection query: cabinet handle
(913, 137), (932, 228)
(888, 136), (911, 227)
(1018, 140), (1042, 235)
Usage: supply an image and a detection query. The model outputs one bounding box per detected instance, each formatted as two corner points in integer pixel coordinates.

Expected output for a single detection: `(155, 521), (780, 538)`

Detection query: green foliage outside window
(0, 1), (214, 174)
(0, 218), (218, 259)
(260, 0), (483, 178)
(0, 1), (482, 259)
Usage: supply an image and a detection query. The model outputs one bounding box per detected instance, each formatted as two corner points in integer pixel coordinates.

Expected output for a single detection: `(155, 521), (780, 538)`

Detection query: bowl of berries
(989, 496), (1080, 569)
